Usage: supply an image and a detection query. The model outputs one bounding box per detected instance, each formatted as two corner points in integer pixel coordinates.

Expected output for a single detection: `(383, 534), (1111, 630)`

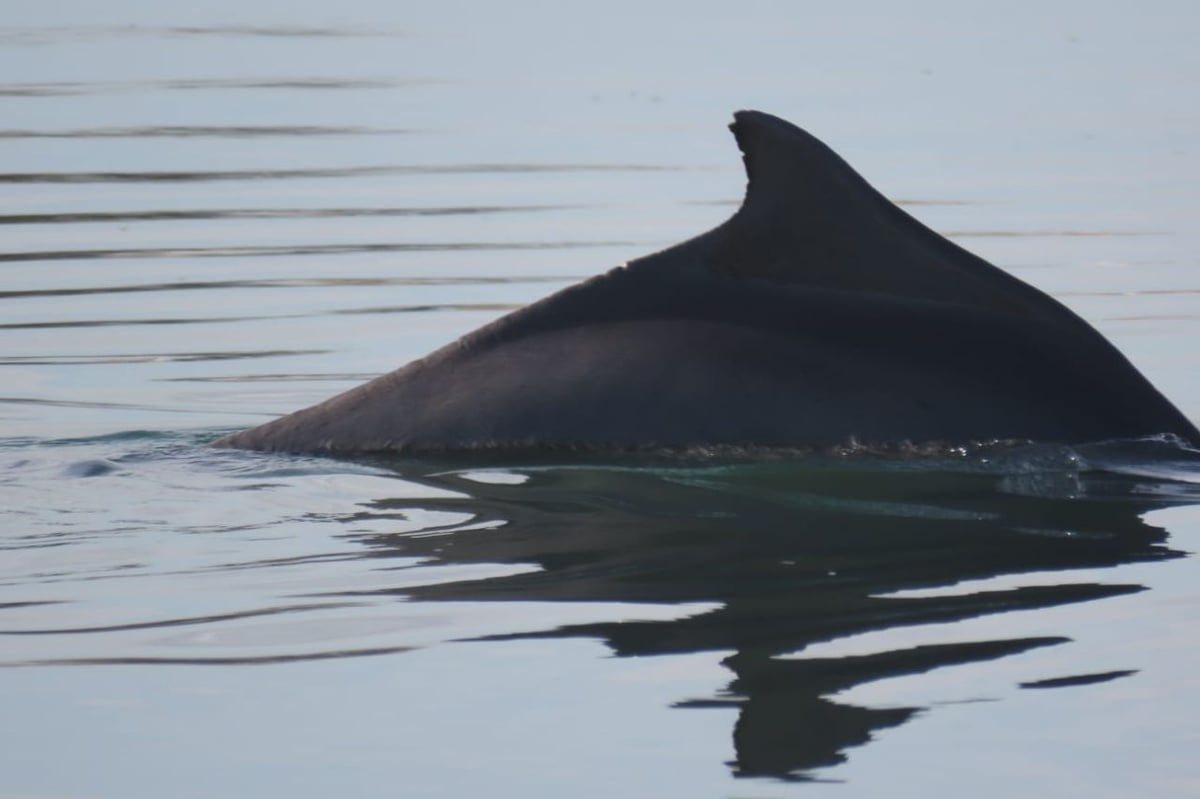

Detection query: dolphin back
(214, 111), (1199, 453)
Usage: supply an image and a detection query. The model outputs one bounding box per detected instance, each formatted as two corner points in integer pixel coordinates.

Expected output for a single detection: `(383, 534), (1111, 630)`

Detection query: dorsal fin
(692, 110), (1058, 317)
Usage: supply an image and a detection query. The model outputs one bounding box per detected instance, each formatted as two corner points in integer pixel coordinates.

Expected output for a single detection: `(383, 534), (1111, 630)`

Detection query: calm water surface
(3, 3), (1200, 797)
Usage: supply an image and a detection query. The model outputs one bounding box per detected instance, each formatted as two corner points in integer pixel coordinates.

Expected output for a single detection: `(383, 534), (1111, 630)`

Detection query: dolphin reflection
(336, 443), (1194, 780)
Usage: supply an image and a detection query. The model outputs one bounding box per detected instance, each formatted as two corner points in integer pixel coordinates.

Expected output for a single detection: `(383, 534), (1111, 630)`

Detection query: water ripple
(0, 204), (578, 225)
(168, 373), (379, 384)
(0, 77), (413, 97)
(0, 351), (330, 366)
(0, 305), (506, 330)
(332, 302), (521, 316)
(0, 396), (254, 414)
(6, 646), (414, 667)
(0, 602), (366, 636)
(946, 230), (1159, 238)
(0, 240), (635, 264)
(0, 317), (287, 331)
(0, 24), (405, 46)
(0, 162), (679, 183)
(0, 275), (570, 300)
(0, 125), (411, 139)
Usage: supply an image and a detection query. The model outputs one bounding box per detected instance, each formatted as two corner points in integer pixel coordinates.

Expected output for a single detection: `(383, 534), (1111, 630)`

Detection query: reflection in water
(339, 445), (1192, 780)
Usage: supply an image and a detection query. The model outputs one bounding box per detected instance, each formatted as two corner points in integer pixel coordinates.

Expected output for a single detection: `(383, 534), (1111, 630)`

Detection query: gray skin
(213, 111), (1199, 454)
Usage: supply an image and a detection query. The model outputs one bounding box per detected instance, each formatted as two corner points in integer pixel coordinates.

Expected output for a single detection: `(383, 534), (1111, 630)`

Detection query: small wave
(0, 76), (417, 97)
(0, 350), (330, 366)
(0, 125), (409, 139)
(0, 162), (682, 184)
(2, 646), (414, 668)
(0, 24), (405, 47)
(0, 240), (635, 265)
(946, 230), (1159, 238)
(0, 395), (256, 416)
(0, 204), (578, 225)
(0, 274), (569, 300)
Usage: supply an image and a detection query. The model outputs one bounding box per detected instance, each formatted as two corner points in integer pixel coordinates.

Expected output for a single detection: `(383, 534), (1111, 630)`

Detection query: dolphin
(214, 110), (1199, 454)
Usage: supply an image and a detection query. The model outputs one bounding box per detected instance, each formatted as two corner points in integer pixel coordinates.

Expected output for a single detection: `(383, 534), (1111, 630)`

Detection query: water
(3, 2), (1200, 797)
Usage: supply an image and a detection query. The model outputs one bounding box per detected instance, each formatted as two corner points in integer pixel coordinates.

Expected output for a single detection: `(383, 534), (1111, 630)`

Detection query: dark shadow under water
(332, 439), (1198, 781)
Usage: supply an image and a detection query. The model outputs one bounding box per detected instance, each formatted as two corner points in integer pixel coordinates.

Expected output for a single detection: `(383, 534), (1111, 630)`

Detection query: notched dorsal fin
(705, 110), (1057, 317)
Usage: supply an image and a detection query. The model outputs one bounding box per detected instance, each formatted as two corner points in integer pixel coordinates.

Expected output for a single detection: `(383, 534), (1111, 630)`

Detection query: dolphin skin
(214, 111), (1199, 454)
